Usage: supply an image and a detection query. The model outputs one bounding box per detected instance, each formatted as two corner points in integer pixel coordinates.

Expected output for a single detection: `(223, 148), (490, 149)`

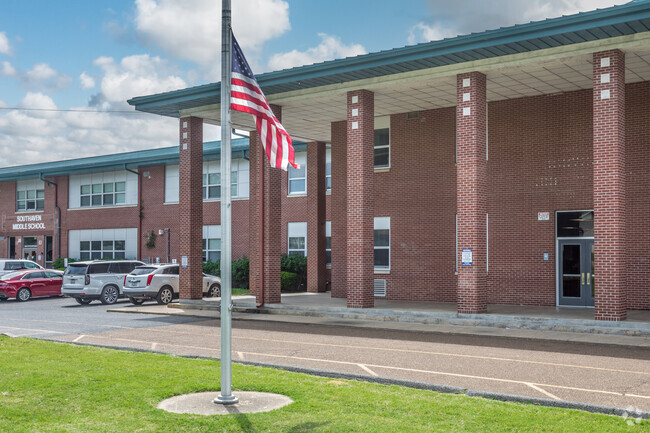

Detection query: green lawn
(0, 337), (645, 433)
(232, 288), (249, 296)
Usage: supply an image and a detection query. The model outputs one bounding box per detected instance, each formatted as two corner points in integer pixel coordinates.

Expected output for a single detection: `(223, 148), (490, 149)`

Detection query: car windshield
(64, 265), (88, 275)
(1, 271), (23, 280)
(130, 267), (157, 276)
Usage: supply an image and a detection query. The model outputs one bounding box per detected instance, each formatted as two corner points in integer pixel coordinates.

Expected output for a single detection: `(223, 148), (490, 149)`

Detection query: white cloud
(412, 0), (626, 44)
(134, 0), (290, 71)
(1, 61), (16, 76)
(93, 54), (186, 102)
(23, 63), (71, 91)
(79, 72), (95, 90)
(268, 33), (366, 71)
(0, 31), (10, 55)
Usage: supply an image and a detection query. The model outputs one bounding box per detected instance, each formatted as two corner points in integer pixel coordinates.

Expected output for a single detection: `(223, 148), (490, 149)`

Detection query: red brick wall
(626, 81), (650, 310)
(330, 120), (348, 298)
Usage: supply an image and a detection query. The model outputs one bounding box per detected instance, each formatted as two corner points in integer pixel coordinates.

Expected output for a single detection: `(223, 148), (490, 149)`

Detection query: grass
(232, 288), (249, 296)
(0, 337), (645, 433)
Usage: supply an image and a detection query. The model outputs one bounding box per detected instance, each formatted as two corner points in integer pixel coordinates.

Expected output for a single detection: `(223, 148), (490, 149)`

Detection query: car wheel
(16, 288), (31, 302)
(156, 286), (174, 305)
(100, 285), (119, 305)
(129, 297), (145, 305)
(208, 284), (221, 298)
(75, 297), (92, 305)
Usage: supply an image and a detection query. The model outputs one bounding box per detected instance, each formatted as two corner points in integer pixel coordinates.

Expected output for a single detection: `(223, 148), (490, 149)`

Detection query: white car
(122, 264), (221, 305)
(0, 259), (44, 278)
(62, 260), (145, 305)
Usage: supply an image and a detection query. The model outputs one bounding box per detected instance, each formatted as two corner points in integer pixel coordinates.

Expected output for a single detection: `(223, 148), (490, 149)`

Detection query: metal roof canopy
(128, 1), (650, 124)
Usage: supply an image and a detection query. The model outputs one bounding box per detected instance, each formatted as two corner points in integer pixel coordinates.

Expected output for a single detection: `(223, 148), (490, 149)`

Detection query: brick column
(346, 90), (374, 308)
(456, 72), (488, 314)
(307, 142), (327, 292)
(249, 106), (282, 304)
(593, 50), (626, 321)
(330, 121), (347, 298)
(178, 117), (203, 300)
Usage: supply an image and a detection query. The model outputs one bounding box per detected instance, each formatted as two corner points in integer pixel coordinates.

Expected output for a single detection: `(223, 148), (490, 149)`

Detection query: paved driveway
(1, 296), (649, 413)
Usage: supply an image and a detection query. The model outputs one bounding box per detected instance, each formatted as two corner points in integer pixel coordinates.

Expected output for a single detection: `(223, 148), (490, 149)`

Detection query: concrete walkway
(111, 292), (650, 348)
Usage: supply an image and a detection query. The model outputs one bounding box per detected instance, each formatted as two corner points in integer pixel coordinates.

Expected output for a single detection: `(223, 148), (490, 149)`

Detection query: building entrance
(556, 211), (594, 307)
(22, 236), (38, 262)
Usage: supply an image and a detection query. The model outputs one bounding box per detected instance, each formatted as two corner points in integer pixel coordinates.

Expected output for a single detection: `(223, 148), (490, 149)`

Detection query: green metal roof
(129, 1), (650, 117)
(0, 139), (250, 182)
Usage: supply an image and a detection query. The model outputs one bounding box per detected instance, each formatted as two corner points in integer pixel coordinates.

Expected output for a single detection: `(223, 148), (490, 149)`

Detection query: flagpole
(215, 0), (237, 405)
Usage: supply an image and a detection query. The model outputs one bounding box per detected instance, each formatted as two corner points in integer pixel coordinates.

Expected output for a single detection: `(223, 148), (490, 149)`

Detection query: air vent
(406, 111), (420, 120)
(374, 279), (387, 297)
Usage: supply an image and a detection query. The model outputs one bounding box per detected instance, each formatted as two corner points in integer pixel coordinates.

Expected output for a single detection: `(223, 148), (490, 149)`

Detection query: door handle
(587, 273), (591, 285)
(581, 273), (585, 285)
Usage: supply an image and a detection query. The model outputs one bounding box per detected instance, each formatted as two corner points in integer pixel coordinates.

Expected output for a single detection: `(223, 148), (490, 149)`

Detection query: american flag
(230, 33), (298, 170)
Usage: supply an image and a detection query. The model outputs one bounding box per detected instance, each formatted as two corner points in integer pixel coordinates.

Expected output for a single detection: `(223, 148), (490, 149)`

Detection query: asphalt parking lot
(1, 296), (649, 414)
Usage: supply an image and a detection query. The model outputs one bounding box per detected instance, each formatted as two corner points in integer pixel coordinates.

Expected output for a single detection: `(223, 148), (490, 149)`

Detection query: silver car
(62, 260), (145, 305)
(0, 259), (44, 277)
(123, 264), (221, 305)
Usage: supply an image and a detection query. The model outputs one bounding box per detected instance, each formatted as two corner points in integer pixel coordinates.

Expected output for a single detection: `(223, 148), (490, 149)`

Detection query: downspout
(124, 164), (142, 261)
(40, 173), (60, 264)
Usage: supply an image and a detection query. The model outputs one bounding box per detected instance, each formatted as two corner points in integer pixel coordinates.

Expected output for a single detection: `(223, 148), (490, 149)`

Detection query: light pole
(158, 228), (170, 263)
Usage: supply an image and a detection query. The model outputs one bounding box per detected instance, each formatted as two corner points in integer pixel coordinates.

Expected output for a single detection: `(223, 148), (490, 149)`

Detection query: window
(325, 221), (332, 266)
(79, 239), (126, 260)
(203, 159), (239, 200)
(374, 116), (390, 169)
(16, 180), (45, 212)
(80, 181), (125, 207)
(202, 225), (221, 262)
(374, 217), (390, 270)
(288, 222), (307, 256)
(288, 152), (307, 195)
(325, 148), (332, 192)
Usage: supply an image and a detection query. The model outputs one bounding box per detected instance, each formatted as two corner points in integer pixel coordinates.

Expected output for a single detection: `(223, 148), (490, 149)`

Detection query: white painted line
(232, 335), (649, 376)
(0, 326), (66, 335)
(152, 342), (158, 351)
(358, 364), (378, 376)
(237, 351), (245, 360)
(526, 383), (561, 400)
(626, 394), (650, 400)
(73, 335), (85, 343)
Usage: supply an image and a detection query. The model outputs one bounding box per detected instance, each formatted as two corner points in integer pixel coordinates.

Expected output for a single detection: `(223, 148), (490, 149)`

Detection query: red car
(0, 269), (63, 302)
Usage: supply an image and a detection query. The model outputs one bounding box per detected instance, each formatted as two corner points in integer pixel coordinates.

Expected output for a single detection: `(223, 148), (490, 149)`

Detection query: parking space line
(526, 383), (561, 400)
(0, 326), (67, 335)
(231, 335), (650, 376)
(73, 335), (85, 342)
(237, 352), (245, 360)
(358, 364), (378, 376)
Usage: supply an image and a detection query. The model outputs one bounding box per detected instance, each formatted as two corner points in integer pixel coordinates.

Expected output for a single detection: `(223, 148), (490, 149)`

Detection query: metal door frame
(556, 238), (594, 307)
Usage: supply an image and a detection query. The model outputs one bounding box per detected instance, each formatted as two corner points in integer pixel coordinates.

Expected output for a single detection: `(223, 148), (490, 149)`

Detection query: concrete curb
(36, 337), (650, 420)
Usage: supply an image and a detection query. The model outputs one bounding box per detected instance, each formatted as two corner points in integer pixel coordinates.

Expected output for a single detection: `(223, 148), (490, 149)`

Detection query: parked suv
(62, 260), (144, 305)
(0, 259), (44, 277)
(123, 264), (221, 305)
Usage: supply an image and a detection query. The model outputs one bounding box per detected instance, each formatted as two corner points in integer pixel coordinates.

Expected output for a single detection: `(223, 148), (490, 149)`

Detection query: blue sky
(0, 0), (626, 167)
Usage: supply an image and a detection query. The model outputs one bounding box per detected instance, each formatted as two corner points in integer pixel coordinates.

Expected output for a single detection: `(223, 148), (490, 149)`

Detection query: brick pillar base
(307, 142), (327, 292)
(178, 117), (203, 300)
(331, 121), (347, 298)
(593, 50), (626, 321)
(456, 72), (488, 314)
(346, 90), (374, 309)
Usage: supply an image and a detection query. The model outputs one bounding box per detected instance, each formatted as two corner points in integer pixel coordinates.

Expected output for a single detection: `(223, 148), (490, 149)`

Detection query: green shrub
(202, 260), (220, 276)
(52, 257), (75, 271)
(281, 254), (307, 290)
(281, 271), (301, 292)
(232, 256), (249, 289)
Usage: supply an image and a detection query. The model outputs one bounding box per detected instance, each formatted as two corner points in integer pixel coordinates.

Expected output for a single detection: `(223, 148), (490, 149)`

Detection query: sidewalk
(110, 292), (650, 348)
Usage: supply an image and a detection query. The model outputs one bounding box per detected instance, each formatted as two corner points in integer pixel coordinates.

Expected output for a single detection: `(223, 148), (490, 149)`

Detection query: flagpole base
(214, 394), (239, 405)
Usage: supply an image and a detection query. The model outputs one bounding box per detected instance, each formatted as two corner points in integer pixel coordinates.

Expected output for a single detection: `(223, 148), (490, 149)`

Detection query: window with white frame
(69, 171), (137, 209)
(203, 160), (239, 200)
(325, 148), (332, 192)
(68, 228), (137, 260)
(80, 181), (125, 207)
(164, 165), (179, 203)
(325, 221), (331, 266)
(16, 179), (45, 212)
(374, 116), (390, 169)
(288, 222), (307, 257)
(202, 225), (221, 262)
(374, 217), (390, 270)
(288, 152), (307, 195)
(80, 239), (126, 260)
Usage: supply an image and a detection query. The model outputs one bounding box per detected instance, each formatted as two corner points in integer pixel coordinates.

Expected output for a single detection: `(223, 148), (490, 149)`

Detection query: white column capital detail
(463, 107), (471, 116)
(462, 78), (471, 87)
(351, 95), (359, 104)
(601, 89), (611, 100)
(600, 57), (610, 67)
(351, 121), (359, 129)
(463, 92), (471, 102)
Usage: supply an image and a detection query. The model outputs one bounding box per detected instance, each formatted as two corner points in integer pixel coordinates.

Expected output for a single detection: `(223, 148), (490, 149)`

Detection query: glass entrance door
(558, 239), (594, 306)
